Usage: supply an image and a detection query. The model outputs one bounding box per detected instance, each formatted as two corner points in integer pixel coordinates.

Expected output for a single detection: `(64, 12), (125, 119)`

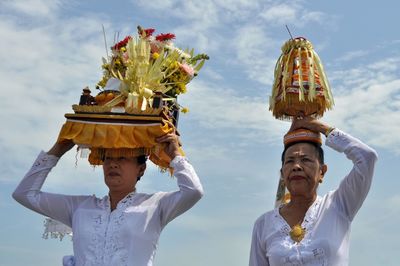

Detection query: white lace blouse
(249, 129), (378, 266)
(13, 153), (204, 266)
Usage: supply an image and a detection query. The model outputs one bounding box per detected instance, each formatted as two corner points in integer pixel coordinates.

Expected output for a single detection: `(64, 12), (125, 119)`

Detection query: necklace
(279, 204), (307, 243)
(289, 224), (306, 242)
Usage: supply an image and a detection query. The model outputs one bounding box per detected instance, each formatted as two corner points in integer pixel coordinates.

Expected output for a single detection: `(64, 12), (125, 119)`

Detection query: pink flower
(150, 41), (161, 53)
(122, 52), (129, 62)
(180, 63), (195, 77)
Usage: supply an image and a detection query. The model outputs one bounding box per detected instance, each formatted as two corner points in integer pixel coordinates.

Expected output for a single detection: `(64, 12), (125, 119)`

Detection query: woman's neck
(287, 194), (317, 211)
(280, 194), (317, 227)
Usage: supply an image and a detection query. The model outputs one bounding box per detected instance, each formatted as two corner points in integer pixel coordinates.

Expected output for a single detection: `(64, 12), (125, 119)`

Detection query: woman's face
(281, 143), (327, 198)
(103, 156), (146, 193)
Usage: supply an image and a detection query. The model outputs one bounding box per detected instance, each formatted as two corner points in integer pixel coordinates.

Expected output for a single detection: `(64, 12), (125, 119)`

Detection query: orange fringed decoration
(269, 37), (334, 120)
(57, 115), (183, 170)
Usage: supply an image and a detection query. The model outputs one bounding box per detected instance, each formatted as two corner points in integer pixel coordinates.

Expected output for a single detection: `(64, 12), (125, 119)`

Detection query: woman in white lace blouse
(13, 132), (204, 266)
(249, 117), (378, 266)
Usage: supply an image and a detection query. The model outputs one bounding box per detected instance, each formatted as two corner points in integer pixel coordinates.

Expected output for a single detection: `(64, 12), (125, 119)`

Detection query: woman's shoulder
(251, 208), (281, 239)
(254, 208), (277, 226)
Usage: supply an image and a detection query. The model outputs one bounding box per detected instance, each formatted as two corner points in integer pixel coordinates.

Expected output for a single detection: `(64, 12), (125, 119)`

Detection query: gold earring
(319, 179), (323, 183)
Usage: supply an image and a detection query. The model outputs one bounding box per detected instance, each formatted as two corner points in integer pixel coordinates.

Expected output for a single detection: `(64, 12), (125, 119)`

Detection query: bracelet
(324, 126), (335, 137)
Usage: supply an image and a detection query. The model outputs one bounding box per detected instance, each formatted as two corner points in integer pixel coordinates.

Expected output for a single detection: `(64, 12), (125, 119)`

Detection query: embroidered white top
(249, 129), (378, 266)
(13, 153), (204, 266)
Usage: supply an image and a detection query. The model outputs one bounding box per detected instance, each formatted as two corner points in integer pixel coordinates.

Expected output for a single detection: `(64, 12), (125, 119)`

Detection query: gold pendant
(289, 224), (305, 242)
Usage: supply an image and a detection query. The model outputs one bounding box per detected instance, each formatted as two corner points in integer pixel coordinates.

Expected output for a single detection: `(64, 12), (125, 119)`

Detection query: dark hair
(136, 155), (147, 181)
(281, 141), (324, 165)
(137, 155), (147, 165)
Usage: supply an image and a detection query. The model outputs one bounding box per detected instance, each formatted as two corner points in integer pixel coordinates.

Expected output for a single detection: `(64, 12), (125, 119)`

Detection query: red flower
(113, 36), (132, 50)
(143, 28), (155, 37)
(155, 33), (175, 42)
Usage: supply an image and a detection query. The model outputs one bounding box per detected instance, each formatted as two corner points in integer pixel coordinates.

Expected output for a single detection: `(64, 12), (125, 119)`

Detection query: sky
(0, 0), (399, 265)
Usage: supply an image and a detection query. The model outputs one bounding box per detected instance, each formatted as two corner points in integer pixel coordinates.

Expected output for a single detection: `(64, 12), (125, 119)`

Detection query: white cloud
(368, 57), (400, 72)
(259, 3), (330, 28)
(135, 0), (219, 28)
(133, 1), (222, 53)
(336, 50), (370, 62)
(135, 0), (262, 22)
(0, 0), (62, 18)
(260, 4), (297, 24)
(214, 0), (262, 19)
(233, 24), (278, 85)
(134, 0), (176, 10)
(299, 11), (326, 25)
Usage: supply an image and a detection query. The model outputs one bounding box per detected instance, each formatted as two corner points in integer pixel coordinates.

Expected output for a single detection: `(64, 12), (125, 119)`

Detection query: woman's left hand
(289, 115), (332, 136)
(156, 123), (181, 160)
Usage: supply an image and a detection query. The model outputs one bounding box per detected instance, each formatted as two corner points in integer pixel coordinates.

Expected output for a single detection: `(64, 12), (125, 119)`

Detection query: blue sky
(1, 0), (399, 265)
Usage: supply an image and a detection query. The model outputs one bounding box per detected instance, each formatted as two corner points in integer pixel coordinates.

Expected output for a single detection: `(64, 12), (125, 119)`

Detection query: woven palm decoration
(270, 37), (334, 120)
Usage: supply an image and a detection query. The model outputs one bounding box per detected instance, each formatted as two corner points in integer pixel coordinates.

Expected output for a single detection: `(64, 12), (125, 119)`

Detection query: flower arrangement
(61, 26), (209, 170)
(95, 26), (209, 114)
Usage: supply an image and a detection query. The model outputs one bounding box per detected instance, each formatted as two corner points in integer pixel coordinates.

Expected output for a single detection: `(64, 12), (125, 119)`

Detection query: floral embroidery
(275, 196), (322, 244)
(88, 192), (137, 265)
(273, 196), (327, 265)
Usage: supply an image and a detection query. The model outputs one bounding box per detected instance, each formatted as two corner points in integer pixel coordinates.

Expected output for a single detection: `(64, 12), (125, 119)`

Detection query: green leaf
(194, 59), (205, 72)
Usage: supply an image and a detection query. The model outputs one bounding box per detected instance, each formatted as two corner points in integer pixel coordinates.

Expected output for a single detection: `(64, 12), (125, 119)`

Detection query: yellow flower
(152, 52), (160, 59)
(171, 61), (179, 69)
(178, 83), (187, 93)
(181, 107), (189, 113)
(120, 47), (126, 52)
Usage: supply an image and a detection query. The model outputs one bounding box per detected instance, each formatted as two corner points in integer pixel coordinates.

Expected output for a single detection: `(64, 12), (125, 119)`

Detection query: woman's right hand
(47, 139), (75, 158)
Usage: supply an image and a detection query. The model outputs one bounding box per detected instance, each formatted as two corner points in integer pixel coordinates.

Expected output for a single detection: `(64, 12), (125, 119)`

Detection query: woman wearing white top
(249, 117), (378, 266)
(13, 132), (204, 266)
